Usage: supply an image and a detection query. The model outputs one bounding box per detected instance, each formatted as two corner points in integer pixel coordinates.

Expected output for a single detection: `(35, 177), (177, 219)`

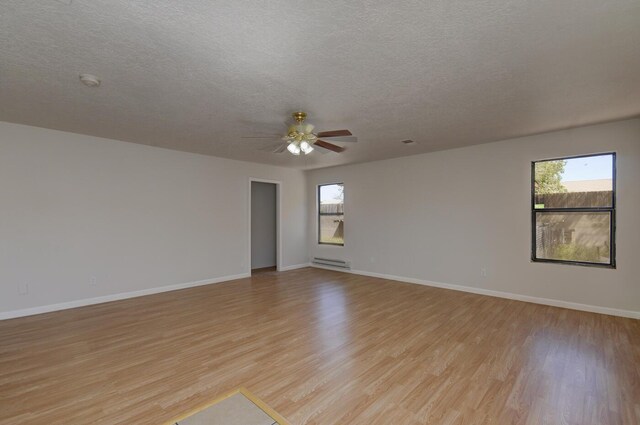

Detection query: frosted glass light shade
(300, 141), (314, 154)
(287, 142), (301, 155)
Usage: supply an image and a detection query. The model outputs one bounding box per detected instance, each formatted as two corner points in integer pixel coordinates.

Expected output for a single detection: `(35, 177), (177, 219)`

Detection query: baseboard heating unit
(312, 257), (351, 270)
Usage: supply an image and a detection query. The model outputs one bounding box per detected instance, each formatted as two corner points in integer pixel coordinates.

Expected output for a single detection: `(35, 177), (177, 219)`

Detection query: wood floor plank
(0, 268), (638, 425)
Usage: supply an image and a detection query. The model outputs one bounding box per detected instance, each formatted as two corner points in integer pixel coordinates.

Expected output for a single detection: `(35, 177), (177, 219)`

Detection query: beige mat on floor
(167, 388), (288, 425)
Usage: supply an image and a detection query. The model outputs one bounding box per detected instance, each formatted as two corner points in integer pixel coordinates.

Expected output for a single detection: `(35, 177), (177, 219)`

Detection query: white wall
(0, 122), (307, 316)
(3, 119), (638, 319)
(307, 119), (640, 316)
(251, 182), (277, 269)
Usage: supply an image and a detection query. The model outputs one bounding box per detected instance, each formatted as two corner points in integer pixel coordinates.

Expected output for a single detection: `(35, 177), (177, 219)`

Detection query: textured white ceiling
(1, 1), (639, 169)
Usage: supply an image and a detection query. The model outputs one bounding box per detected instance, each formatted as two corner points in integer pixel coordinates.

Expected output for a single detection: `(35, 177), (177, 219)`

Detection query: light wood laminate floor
(0, 268), (638, 425)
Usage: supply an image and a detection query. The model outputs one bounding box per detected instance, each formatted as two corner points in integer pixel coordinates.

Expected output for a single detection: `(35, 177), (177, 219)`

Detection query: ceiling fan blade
(315, 139), (345, 153)
(257, 142), (285, 152)
(317, 135), (357, 143)
(313, 145), (331, 154)
(317, 129), (352, 138)
(241, 135), (280, 139)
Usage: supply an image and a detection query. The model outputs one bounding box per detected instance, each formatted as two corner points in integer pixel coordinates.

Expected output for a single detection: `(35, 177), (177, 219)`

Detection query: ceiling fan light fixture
(287, 141), (301, 155)
(245, 111), (354, 156)
(300, 141), (314, 154)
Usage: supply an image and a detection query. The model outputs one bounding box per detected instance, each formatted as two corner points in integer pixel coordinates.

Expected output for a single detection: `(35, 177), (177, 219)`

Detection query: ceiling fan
(243, 112), (357, 155)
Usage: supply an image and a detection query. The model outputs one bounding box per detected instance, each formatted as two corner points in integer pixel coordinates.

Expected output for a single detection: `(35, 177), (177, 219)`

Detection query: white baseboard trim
(311, 264), (639, 319)
(0, 273), (251, 321)
(279, 263), (311, 272)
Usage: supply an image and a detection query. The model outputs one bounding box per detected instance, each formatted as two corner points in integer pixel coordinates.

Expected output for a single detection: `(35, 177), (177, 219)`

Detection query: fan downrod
(292, 111), (307, 124)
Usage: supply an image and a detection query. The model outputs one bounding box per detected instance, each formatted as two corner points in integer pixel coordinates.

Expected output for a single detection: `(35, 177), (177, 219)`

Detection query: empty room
(1, 1), (639, 424)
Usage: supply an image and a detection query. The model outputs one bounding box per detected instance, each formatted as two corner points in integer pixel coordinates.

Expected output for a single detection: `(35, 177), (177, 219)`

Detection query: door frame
(248, 178), (282, 274)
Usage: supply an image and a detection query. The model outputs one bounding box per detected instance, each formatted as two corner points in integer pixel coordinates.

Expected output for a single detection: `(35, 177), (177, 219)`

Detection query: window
(318, 183), (344, 245)
(531, 153), (615, 267)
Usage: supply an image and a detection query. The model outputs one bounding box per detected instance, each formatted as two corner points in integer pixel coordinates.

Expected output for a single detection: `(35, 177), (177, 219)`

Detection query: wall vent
(312, 257), (351, 269)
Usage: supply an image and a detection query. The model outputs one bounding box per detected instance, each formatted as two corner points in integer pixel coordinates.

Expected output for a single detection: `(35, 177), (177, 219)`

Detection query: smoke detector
(79, 74), (101, 87)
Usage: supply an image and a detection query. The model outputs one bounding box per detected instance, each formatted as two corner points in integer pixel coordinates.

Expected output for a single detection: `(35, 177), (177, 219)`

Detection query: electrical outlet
(89, 276), (97, 285)
(18, 282), (29, 295)
(480, 268), (487, 278)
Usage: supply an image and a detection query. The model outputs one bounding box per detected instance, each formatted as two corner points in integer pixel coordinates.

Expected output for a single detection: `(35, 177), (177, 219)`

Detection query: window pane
(319, 214), (344, 244)
(319, 184), (344, 244)
(534, 154), (613, 209)
(535, 211), (611, 264)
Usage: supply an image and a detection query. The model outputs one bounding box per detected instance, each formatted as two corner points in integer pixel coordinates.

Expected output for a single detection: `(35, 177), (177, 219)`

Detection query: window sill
(531, 258), (616, 269)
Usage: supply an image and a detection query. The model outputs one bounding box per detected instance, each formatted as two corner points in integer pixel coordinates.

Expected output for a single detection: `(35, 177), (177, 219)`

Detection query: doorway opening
(250, 180), (280, 274)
